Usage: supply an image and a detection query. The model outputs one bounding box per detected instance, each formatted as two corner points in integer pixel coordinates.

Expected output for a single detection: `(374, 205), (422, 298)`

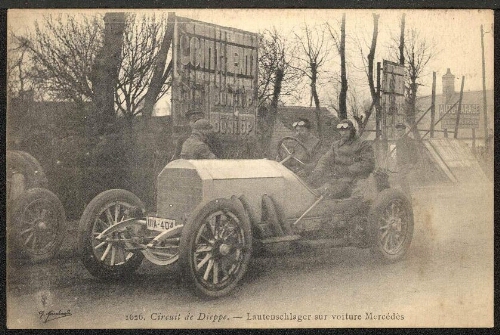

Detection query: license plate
(146, 216), (177, 232)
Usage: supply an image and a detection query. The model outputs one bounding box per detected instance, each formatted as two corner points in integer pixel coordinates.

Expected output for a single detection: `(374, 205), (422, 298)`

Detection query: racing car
(7, 150), (66, 263)
(78, 140), (413, 299)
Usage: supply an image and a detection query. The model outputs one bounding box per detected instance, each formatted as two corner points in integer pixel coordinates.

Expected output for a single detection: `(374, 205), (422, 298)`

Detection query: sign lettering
(439, 104), (480, 129)
(172, 16), (258, 138)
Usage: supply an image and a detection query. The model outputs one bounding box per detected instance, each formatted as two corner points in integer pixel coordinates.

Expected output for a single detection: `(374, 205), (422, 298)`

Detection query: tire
(368, 189), (414, 262)
(179, 198), (253, 299)
(9, 150), (48, 187)
(78, 189), (145, 280)
(7, 151), (49, 202)
(9, 188), (66, 263)
(14, 150), (49, 186)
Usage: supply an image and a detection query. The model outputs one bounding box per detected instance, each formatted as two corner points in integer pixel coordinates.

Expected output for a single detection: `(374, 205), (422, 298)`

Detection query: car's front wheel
(179, 198), (252, 299)
(78, 189), (145, 280)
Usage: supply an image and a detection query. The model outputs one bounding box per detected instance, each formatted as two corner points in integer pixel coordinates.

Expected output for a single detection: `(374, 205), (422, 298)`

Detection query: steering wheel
(276, 136), (311, 167)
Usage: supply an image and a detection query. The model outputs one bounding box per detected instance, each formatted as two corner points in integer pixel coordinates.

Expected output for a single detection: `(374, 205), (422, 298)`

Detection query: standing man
(306, 119), (375, 199)
(180, 119), (217, 159)
(394, 123), (419, 197)
(171, 109), (208, 160)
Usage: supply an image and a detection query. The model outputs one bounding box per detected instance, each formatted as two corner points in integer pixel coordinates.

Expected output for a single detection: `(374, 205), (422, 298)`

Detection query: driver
(286, 118), (321, 172)
(306, 119), (375, 199)
(293, 118), (320, 156)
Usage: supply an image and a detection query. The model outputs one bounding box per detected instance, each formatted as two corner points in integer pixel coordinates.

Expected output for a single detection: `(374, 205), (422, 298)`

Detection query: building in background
(416, 68), (494, 147)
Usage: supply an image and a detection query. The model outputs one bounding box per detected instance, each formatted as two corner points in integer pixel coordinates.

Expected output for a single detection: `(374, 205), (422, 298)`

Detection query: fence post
(472, 128), (476, 154)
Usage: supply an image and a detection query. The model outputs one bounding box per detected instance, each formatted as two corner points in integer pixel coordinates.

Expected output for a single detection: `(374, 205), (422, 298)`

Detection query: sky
(8, 9), (494, 109)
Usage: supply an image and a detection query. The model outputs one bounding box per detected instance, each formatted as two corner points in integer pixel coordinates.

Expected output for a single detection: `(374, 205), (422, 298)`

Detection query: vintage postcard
(6, 8), (494, 328)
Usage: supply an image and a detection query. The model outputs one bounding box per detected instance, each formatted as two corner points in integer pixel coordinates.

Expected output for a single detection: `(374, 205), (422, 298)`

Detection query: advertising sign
(380, 60), (406, 139)
(172, 16), (259, 137)
(381, 60), (406, 118)
(382, 60), (405, 95)
(439, 104), (480, 129)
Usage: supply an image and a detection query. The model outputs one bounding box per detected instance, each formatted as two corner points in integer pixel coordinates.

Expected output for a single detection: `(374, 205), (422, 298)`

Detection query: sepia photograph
(5, 8), (494, 329)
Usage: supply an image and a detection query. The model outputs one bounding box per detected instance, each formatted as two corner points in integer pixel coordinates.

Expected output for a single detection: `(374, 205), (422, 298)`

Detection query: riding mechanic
(180, 119), (217, 159)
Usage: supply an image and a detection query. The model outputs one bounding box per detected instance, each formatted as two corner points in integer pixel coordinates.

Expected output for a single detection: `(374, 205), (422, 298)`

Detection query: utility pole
(399, 13), (405, 66)
(454, 76), (465, 139)
(430, 72), (436, 138)
(480, 25), (489, 149)
(376, 62), (381, 139)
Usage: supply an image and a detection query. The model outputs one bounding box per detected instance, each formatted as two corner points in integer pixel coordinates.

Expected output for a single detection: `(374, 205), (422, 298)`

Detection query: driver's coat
(313, 136), (375, 182)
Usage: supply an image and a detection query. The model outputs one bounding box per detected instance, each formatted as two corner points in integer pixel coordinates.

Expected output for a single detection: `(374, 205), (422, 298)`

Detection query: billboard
(172, 16), (259, 137)
(381, 60), (406, 138)
(381, 60), (405, 95)
(439, 104), (480, 129)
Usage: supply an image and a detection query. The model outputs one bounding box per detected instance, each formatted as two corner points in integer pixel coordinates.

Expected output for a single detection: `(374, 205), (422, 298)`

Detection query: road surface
(7, 182), (493, 328)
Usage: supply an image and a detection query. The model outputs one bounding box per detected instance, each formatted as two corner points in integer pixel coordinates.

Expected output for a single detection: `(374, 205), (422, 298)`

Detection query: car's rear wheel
(78, 189), (144, 280)
(368, 189), (414, 262)
(179, 198), (252, 299)
(9, 188), (66, 263)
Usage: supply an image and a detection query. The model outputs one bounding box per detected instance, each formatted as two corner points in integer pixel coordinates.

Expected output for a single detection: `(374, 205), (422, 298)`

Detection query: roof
(276, 106), (339, 132)
(417, 89), (494, 107)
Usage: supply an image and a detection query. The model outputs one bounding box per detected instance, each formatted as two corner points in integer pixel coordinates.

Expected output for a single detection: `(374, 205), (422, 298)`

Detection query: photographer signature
(38, 310), (72, 323)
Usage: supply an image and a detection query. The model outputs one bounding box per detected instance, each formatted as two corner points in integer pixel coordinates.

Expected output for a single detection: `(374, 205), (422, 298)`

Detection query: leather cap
(192, 119), (213, 131)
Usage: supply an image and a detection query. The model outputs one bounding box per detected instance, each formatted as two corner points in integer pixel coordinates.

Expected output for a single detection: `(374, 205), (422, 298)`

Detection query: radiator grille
(157, 168), (203, 223)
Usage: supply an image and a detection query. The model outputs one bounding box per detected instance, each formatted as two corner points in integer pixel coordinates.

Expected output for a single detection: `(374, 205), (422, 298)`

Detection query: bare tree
(399, 13), (406, 66)
(257, 28), (301, 157)
(327, 14), (348, 120)
(293, 23), (333, 137)
(258, 28), (302, 104)
(356, 13), (380, 134)
(388, 26), (435, 139)
(91, 13), (126, 133)
(116, 13), (172, 125)
(402, 29), (435, 139)
(323, 76), (340, 116)
(12, 13), (175, 132)
(13, 14), (104, 106)
(7, 38), (35, 100)
(140, 12), (175, 120)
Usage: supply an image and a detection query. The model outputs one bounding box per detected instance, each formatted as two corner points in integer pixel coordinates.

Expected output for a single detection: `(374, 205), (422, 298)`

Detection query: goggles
(336, 123), (351, 129)
(292, 120), (307, 128)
